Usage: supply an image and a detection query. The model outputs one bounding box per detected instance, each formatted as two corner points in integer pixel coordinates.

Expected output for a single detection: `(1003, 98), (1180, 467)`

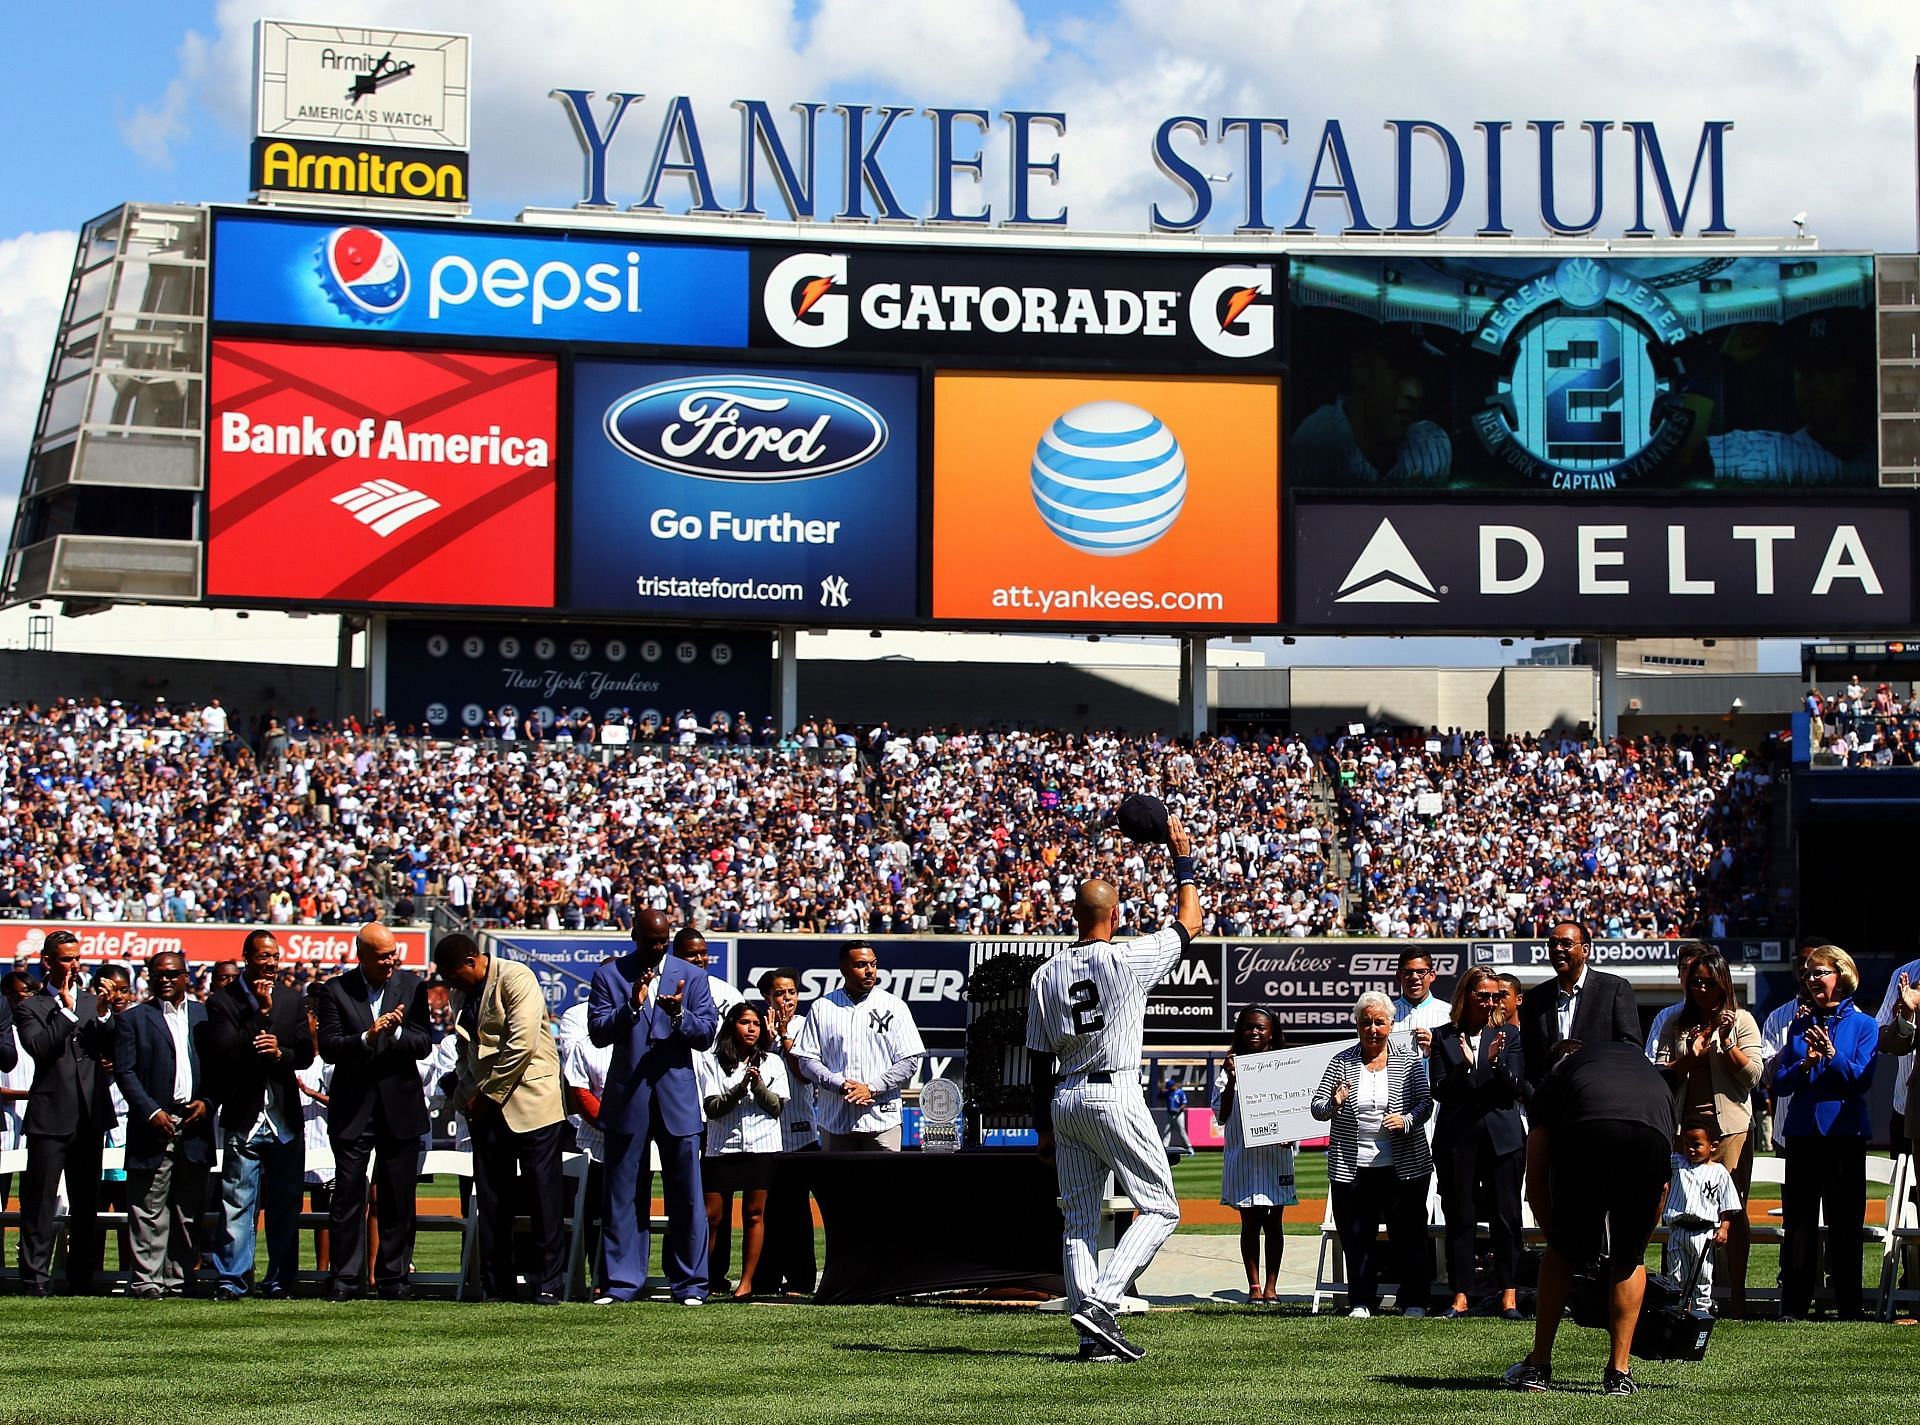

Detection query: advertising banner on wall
(211, 212), (747, 346)
(1225, 940), (1464, 1034)
(485, 931), (733, 1012)
(383, 622), (770, 735)
(1289, 253), (1877, 494)
(208, 339), (557, 607)
(250, 139), (470, 206)
(3, 921), (428, 970)
(1291, 498), (1914, 633)
(753, 247), (1279, 366)
(568, 360), (919, 622)
(931, 372), (1280, 626)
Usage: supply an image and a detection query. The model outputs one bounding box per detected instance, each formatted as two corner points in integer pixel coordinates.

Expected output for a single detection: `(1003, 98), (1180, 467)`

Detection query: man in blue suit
(589, 908), (717, 1304)
(113, 952), (215, 1299)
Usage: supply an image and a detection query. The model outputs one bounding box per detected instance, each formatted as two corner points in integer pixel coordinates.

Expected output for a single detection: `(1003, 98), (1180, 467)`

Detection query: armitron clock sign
(255, 20), (469, 151)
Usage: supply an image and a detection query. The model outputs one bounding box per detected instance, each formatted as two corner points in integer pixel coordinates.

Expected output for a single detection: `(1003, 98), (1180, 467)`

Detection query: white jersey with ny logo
(1026, 928), (1186, 1076)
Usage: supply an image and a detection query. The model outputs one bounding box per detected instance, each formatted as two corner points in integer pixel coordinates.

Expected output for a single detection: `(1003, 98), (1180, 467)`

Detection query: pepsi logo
(316, 227), (409, 322)
(1029, 402), (1187, 556)
(604, 376), (886, 482)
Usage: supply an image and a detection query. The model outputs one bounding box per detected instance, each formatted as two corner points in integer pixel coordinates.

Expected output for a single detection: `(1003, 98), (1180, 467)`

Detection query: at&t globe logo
(1029, 402), (1186, 556)
(316, 226), (410, 323)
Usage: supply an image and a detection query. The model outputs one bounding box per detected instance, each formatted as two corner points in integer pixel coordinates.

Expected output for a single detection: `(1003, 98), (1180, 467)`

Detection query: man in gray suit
(114, 952), (215, 1298)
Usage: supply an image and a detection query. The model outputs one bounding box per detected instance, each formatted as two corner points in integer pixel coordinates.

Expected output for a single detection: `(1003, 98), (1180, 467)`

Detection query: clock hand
(348, 51), (394, 104)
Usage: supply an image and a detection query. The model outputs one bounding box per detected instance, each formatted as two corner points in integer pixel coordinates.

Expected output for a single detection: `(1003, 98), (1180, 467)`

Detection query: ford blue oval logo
(604, 376), (887, 482)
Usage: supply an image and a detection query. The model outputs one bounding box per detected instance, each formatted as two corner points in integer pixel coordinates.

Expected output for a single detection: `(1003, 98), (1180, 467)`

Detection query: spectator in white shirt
(1390, 947), (1452, 1057)
(696, 1003), (788, 1299)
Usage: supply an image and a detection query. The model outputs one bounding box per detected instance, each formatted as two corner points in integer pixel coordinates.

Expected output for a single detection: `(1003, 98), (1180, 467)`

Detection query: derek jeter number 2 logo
(819, 575), (850, 608)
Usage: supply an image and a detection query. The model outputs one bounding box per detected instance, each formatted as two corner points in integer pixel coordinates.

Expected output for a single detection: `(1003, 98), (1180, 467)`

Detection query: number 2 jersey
(1025, 926), (1188, 1077)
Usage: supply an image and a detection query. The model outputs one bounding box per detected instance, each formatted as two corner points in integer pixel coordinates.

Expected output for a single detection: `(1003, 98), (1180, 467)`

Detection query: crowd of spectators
(1336, 729), (1785, 940)
(1805, 677), (1920, 766)
(1, 695), (1789, 939)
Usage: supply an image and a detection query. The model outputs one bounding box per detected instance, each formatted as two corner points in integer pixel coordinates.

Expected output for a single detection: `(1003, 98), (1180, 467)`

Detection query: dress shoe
(377, 1284), (413, 1302)
(1440, 1306), (1471, 1319)
(213, 1289), (245, 1303)
(1500, 1307), (1525, 1321)
(532, 1292), (562, 1306)
(259, 1285), (291, 1301)
(22, 1284), (50, 1299)
(128, 1286), (165, 1301)
(326, 1285), (362, 1303)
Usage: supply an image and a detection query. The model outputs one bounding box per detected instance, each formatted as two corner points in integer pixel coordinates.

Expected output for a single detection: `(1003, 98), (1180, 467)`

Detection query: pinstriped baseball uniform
(1027, 925), (1186, 1321)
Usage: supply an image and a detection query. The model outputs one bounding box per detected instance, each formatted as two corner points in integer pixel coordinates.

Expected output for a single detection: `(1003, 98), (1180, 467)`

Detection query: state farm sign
(5, 922), (428, 969)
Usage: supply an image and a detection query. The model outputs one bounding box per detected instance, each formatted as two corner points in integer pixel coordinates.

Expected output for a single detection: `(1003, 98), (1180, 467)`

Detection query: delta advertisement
(752, 246), (1279, 366)
(3, 921), (429, 970)
(931, 372), (1280, 626)
(1288, 253), (1877, 493)
(211, 211), (747, 346)
(1291, 498), (1915, 632)
(382, 621), (771, 735)
(568, 360), (919, 622)
(207, 339), (557, 607)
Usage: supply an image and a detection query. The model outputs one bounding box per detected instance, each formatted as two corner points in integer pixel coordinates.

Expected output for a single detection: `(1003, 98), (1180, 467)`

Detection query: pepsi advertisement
(211, 211), (747, 346)
(568, 359), (920, 622)
(1288, 253), (1877, 494)
(380, 619), (771, 734)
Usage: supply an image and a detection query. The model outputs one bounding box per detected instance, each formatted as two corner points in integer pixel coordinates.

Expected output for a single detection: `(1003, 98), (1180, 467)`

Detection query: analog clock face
(256, 21), (469, 149)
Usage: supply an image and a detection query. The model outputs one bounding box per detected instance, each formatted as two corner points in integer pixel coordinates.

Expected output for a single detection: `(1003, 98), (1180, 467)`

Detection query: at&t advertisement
(568, 360), (919, 622)
(930, 372), (1280, 626)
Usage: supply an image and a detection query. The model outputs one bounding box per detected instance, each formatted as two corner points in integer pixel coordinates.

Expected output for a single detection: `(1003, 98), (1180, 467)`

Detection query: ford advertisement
(568, 359), (920, 622)
(211, 211), (748, 346)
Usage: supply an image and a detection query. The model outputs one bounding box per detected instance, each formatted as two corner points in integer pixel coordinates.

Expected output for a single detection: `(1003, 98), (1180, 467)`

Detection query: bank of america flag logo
(1334, 518), (1439, 603)
(331, 480), (442, 537)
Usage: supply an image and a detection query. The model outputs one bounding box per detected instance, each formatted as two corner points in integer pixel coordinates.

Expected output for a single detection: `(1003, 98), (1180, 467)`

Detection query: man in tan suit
(434, 933), (566, 1303)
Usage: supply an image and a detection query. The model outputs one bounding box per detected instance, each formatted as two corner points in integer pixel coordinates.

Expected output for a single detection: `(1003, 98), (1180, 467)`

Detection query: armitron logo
(331, 479), (442, 536)
(604, 376), (885, 482)
(254, 139), (466, 204)
(316, 226), (410, 322)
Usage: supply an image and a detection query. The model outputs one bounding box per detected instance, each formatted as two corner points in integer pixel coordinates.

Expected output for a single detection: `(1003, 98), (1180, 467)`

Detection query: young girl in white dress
(1213, 1006), (1299, 1303)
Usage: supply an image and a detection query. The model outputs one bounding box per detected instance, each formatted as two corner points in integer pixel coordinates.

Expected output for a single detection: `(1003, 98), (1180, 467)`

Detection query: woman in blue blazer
(1428, 967), (1526, 1319)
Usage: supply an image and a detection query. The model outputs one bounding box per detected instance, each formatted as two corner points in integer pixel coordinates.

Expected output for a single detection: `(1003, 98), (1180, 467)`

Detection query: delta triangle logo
(1333, 518), (1439, 603)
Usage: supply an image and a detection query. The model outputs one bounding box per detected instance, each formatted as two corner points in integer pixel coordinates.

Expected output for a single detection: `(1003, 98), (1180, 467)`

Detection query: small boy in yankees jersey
(1027, 808), (1202, 1363)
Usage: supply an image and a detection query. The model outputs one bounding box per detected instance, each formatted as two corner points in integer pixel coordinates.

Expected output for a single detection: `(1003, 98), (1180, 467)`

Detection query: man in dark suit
(1520, 919), (1641, 1088)
(113, 951), (214, 1298)
(588, 909), (718, 1304)
(314, 921), (432, 1300)
(13, 929), (118, 1296)
(205, 929), (314, 1300)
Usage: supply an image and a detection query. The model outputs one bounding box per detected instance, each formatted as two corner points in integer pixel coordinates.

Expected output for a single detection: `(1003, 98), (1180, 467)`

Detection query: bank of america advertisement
(211, 211), (748, 346)
(1288, 253), (1876, 494)
(568, 360), (920, 622)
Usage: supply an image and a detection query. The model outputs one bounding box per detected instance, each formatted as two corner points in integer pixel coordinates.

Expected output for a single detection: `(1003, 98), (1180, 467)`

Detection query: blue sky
(3, 1), (1916, 672)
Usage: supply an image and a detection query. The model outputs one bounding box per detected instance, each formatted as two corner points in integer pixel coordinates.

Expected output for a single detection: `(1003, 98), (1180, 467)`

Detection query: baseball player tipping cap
(1026, 807), (1203, 1363)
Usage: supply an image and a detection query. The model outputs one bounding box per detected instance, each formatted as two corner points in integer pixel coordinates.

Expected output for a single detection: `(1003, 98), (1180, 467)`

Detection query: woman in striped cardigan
(1311, 990), (1434, 1317)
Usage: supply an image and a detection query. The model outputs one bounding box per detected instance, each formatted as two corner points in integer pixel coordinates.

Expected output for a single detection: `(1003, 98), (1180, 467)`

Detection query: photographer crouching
(1504, 1040), (1677, 1398)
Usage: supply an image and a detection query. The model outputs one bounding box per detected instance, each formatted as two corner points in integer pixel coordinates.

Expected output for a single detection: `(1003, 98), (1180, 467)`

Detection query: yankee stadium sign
(551, 91), (1735, 237)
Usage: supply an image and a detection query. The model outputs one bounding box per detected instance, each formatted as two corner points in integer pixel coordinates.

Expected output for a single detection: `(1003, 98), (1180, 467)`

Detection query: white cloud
(110, 0), (1920, 245)
(0, 230), (79, 537)
(119, 31), (212, 168)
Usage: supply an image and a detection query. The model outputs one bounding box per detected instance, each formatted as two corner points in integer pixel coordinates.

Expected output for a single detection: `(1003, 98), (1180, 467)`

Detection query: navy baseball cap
(1114, 793), (1171, 844)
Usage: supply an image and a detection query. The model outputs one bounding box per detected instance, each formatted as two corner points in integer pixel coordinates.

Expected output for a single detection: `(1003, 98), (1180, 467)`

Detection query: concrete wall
(1491, 666), (1598, 737)
(0, 648), (360, 725)
(797, 659), (1184, 732)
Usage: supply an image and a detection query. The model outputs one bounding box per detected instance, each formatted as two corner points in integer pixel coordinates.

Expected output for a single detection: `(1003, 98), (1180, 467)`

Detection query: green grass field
(0, 1296), (1911, 1424)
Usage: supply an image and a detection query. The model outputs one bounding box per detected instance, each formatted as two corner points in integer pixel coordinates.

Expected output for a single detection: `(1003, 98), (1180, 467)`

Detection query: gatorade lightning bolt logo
(315, 227), (410, 323)
(795, 275), (836, 319)
(1220, 286), (1261, 332)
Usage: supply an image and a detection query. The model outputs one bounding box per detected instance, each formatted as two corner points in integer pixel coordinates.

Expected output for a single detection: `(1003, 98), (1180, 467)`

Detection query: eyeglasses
(1470, 991), (1505, 1002)
(1686, 976), (1717, 989)
(1400, 968), (1435, 979)
(1802, 967), (1838, 980)
(1547, 936), (1583, 949)
(150, 967), (187, 978)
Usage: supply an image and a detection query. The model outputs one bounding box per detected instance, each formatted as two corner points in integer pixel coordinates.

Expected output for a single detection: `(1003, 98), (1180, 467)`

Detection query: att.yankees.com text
(990, 584), (1226, 613)
(635, 575), (805, 601)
